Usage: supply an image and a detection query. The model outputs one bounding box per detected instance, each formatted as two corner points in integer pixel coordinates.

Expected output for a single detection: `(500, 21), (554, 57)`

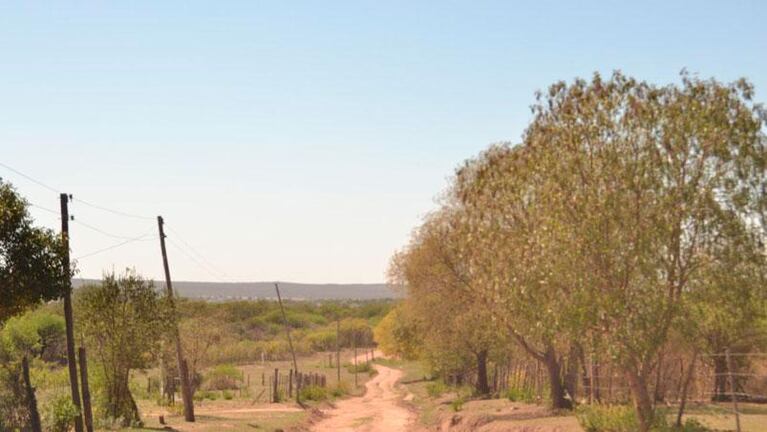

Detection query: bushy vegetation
(378, 72), (767, 432)
(203, 364), (243, 390)
(43, 394), (80, 432)
(576, 405), (640, 432)
(299, 385), (329, 401)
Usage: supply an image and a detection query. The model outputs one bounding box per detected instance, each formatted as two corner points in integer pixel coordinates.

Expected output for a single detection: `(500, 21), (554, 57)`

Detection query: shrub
(44, 394), (80, 432)
(331, 381), (350, 398)
(450, 395), (465, 412)
(505, 386), (535, 403)
(222, 390), (234, 400)
(346, 362), (373, 374)
(426, 380), (448, 397)
(300, 385), (329, 401)
(575, 404), (638, 432)
(204, 364), (243, 390)
(676, 419), (712, 432)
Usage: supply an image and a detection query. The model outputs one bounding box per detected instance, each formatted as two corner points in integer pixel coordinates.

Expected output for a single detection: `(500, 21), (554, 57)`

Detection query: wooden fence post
(78, 347), (94, 432)
(725, 349), (741, 432)
(22, 357), (42, 432)
(273, 368), (279, 403)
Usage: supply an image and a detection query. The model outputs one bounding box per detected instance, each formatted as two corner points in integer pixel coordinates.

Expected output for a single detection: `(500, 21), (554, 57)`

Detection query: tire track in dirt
(311, 353), (414, 432)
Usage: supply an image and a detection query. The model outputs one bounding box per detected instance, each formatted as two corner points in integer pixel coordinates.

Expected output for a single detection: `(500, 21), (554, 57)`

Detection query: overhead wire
(73, 218), (155, 241)
(3, 161), (236, 281)
(28, 202), (60, 216)
(166, 238), (231, 282)
(74, 230), (156, 260)
(72, 197), (154, 221)
(165, 224), (231, 280)
(0, 161), (60, 194)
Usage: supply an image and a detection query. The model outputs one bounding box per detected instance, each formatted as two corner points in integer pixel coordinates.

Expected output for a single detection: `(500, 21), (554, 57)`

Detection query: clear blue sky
(2, 1), (765, 283)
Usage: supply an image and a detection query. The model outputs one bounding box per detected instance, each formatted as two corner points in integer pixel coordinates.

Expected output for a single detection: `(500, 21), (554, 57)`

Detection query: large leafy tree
(76, 270), (169, 426)
(521, 72), (766, 430)
(453, 144), (586, 409)
(388, 212), (509, 395)
(0, 180), (67, 322)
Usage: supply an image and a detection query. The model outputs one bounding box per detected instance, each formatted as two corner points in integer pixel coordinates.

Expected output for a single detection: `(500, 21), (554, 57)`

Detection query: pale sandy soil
(311, 352), (415, 432)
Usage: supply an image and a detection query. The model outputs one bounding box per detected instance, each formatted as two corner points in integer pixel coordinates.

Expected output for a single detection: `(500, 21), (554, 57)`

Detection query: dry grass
(107, 350), (375, 432)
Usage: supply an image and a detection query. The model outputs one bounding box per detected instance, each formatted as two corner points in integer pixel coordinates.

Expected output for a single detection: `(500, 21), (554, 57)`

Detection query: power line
(165, 224), (231, 279)
(74, 231), (155, 260)
(1, 161), (153, 221)
(0, 161), (60, 194)
(28, 202), (60, 216)
(73, 218), (156, 241)
(72, 197), (154, 221)
(166, 238), (231, 282)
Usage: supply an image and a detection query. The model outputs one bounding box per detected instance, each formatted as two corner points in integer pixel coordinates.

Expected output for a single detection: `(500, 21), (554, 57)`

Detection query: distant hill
(72, 279), (401, 301)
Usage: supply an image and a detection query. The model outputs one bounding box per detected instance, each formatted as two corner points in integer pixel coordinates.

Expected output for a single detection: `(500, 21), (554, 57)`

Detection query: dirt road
(311, 355), (414, 432)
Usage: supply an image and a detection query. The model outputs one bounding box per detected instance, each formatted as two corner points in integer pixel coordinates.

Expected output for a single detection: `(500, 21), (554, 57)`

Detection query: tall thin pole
(725, 349), (741, 432)
(78, 347), (94, 432)
(274, 283), (300, 404)
(157, 216), (195, 422)
(60, 193), (84, 432)
(336, 318), (341, 384)
(22, 356), (42, 432)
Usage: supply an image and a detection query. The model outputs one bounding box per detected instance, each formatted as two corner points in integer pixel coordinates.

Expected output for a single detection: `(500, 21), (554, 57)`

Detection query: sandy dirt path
(311, 353), (414, 432)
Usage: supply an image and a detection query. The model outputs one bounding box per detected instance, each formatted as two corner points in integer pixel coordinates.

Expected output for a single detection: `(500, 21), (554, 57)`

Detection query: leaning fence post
(22, 357), (42, 432)
(78, 347), (94, 432)
(725, 349), (741, 432)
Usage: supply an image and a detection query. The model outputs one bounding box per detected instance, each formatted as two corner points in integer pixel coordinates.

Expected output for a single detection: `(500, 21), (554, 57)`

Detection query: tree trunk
(475, 349), (490, 396)
(543, 347), (572, 410)
(626, 369), (655, 432)
(713, 356), (728, 401)
(564, 345), (580, 403)
(108, 370), (141, 426)
(676, 350), (698, 428)
(653, 351), (665, 404)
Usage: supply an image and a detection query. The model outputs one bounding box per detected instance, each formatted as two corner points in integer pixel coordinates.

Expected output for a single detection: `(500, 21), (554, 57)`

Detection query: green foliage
(505, 386), (535, 403)
(76, 270), (167, 426)
(222, 390), (234, 400)
(330, 384), (347, 398)
(373, 305), (421, 360)
(673, 419), (712, 432)
(1, 309), (66, 362)
(576, 405), (639, 432)
(426, 380), (448, 397)
(450, 395), (465, 412)
(299, 385), (329, 401)
(0, 180), (67, 322)
(43, 394), (80, 432)
(346, 361), (374, 374)
(394, 71), (767, 429)
(203, 364), (243, 390)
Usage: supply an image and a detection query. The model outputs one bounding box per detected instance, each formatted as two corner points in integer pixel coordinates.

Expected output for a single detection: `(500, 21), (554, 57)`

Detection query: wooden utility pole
(274, 283), (299, 373)
(274, 283), (300, 403)
(336, 318), (341, 383)
(78, 347), (94, 432)
(353, 331), (358, 388)
(157, 216), (195, 422)
(60, 193), (84, 432)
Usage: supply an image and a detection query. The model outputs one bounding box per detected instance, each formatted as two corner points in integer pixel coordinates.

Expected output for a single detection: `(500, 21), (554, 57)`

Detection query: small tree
(76, 270), (168, 426)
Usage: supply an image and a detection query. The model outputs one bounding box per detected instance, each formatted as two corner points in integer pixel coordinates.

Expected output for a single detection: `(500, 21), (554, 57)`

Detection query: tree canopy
(0, 180), (67, 322)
